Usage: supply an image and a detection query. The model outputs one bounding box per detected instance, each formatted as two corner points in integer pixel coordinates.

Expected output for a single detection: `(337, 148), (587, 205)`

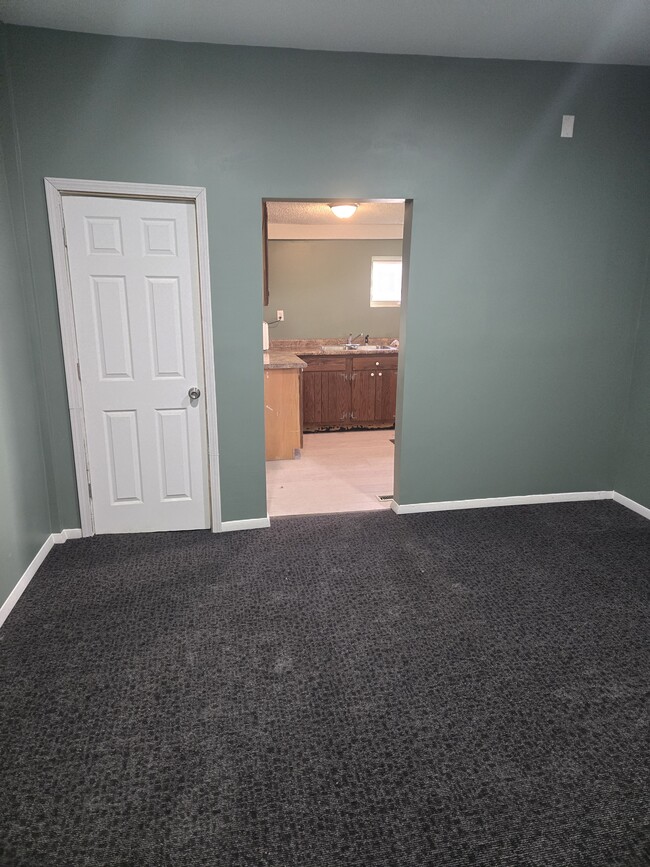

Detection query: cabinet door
(301, 370), (321, 426)
(351, 370), (377, 423)
(322, 370), (351, 424)
(375, 368), (398, 422)
(264, 369), (301, 460)
(302, 370), (350, 426)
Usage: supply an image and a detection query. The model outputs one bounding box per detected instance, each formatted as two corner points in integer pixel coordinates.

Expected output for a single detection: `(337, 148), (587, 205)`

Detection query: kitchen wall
(0, 44), (53, 608)
(267, 239), (402, 339)
(616, 271), (650, 510)
(1, 25), (649, 553)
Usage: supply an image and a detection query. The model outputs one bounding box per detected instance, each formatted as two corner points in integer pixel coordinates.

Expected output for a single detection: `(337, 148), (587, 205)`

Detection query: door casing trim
(45, 177), (222, 536)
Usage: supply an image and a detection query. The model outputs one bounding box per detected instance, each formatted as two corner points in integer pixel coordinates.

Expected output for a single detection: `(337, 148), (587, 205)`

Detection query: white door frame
(45, 177), (222, 536)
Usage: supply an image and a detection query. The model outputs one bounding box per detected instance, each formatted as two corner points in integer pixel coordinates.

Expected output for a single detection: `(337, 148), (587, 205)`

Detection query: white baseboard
(612, 491), (650, 521)
(391, 491), (612, 515)
(219, 515), (271, 532)
(0, 528), (81, 630)
(51, 528), (83, 543)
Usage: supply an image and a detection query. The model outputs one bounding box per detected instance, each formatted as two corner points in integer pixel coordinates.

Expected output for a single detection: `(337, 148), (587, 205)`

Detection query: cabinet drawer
(352, 354), (398, 370)
(298, 354), (348, 372)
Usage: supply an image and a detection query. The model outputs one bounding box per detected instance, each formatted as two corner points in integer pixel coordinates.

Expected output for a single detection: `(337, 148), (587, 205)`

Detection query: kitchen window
(370, 257), (402, 307)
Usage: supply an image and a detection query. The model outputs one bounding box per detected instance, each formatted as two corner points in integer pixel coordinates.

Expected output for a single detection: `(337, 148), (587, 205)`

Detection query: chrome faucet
(346, 332), (364, 347)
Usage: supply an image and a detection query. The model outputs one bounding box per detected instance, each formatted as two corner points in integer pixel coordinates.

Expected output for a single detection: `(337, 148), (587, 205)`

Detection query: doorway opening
(261, 198), (410, 517)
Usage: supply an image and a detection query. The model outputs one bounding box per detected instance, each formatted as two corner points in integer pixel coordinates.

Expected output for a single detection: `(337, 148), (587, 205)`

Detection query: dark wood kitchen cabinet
(300, 352), (398, 431)
(351, 370), (376, 423)
(301, 355), (351, 427)
(376, 366), (398, 422)
(351, 355), (398, 425)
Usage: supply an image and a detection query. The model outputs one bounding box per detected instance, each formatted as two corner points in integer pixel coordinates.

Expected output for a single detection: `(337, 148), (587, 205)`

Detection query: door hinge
(88, 482), (93, 500)
(62, 222), (68, 248)
(76, 361), (81, 381)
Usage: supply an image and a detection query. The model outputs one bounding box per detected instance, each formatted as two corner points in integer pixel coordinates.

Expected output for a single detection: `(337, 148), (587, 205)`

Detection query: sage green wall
(3, 26), (649, 528)
(616, 271), (650, 509)
(0, 54), (52, 606)
(267, 240), (402, 339)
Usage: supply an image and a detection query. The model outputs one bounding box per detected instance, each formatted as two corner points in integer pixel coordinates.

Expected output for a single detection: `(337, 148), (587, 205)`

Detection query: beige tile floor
(266, 429), (395, 517)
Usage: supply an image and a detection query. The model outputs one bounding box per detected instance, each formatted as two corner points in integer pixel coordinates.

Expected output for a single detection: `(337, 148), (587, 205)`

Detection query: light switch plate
(561, 115), (575, 138)
(277, 309), (284, 321)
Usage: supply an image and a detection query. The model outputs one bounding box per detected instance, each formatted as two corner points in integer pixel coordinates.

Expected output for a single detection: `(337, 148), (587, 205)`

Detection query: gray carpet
(1, 501), (649, 866)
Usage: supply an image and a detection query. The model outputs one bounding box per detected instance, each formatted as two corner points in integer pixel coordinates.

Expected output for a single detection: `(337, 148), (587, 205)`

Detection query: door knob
(188, 387), (201, 400)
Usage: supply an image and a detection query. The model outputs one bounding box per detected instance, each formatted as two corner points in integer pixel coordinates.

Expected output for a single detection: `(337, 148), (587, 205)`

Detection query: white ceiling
(1, 0), (649, 66)
(266, 202), (405, 240)
(267, 202), (405, 226)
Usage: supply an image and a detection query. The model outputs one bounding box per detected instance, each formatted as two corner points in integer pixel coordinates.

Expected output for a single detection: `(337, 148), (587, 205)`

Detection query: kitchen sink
(359, 345), (396, 351)
(320, 344), (395, 352)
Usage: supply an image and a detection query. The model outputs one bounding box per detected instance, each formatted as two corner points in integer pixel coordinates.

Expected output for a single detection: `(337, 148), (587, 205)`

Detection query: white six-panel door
(62, 195), (210, 533)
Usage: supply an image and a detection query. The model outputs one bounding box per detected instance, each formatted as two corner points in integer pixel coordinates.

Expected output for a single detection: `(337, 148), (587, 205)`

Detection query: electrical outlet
(277, 310), (285, 321)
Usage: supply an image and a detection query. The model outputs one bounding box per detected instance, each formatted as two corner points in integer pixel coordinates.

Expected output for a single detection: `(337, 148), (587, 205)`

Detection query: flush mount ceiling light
(329, 203), (358, 219)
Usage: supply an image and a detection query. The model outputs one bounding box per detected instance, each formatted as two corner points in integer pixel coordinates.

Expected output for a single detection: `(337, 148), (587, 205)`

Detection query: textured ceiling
(1, 0), (649, 65)
(267, 201), (405, 226)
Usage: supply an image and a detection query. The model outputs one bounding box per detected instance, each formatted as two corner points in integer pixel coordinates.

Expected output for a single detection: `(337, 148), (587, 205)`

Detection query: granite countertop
(263, 351), (308, 370)
(294, 346), (398, 356)
(269, 338), (399, 357)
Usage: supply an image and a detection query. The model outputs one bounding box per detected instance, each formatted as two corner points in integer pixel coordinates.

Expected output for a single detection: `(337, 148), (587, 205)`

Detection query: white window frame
(370, 256), (402, 308)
